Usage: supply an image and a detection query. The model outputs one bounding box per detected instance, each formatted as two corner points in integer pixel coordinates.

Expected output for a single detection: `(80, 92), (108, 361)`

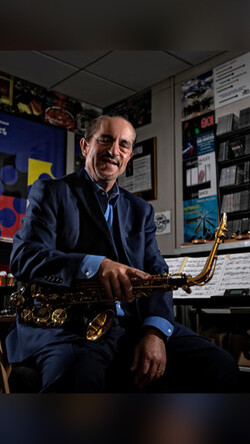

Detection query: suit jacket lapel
(66, 169), (118, 258)
(115, 190), (131, 265)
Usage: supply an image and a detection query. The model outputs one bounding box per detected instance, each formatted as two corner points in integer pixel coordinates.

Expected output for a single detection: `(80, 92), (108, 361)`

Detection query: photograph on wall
(118, 137), (156, 201)
(214, 52), (250, 108)
(183, 195), (218, 243)
(75, 103), (101, 137)
(181, 71), (214, 121)
(44, 91), (77, 131)
(0, 72), (14, 111)
(104, 89), (151, 129)
(12, 77), (46, 120)
(0, 111), (66, 239)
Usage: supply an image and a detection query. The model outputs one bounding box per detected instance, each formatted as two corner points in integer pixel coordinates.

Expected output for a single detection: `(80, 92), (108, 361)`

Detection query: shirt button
(101, 191), (105, 196)
(168, 328), (172, 333)
(85, 271), (90, 276)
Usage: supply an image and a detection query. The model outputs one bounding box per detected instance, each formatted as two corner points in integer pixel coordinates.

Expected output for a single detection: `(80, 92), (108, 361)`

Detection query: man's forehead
(97, 118), (134, 139)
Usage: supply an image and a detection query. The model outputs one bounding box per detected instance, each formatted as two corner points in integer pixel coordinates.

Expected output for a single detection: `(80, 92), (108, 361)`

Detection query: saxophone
(10, 213), (227, 341)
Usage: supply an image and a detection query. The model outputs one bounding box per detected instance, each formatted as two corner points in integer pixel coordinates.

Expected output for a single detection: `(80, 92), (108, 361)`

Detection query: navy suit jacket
(6, 169), (176, 363)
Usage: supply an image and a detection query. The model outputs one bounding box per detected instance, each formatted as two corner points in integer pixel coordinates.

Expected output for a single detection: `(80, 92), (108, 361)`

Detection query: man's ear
(80, 138), (88, 157)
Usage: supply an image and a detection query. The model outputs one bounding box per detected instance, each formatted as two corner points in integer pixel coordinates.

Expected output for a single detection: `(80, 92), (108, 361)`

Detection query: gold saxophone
(10, 213), (227, 341)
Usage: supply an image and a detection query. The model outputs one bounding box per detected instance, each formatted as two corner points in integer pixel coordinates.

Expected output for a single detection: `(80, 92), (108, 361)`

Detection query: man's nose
(109, 140), (120, 156)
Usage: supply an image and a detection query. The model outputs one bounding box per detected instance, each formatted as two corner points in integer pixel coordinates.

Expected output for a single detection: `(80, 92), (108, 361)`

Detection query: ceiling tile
(39, 50), (111, 68)
(54, 71), (134, 108)
(0, 51), (77, 88)
(168, 50), (221, 65)
(85, 51), (190, 90)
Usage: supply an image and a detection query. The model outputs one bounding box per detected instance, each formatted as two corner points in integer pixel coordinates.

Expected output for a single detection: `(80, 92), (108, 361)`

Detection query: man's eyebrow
(100, 133), (114, 139)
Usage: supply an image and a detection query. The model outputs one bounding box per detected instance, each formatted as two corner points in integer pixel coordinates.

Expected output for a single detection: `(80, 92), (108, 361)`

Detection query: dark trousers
(28, 318), (239, 393)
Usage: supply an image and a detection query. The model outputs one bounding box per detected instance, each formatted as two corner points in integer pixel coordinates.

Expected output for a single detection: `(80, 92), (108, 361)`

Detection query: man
(6, 115), (239, 392)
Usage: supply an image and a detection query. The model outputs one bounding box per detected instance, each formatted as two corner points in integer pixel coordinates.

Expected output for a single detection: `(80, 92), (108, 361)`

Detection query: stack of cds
(239, 107), (250, 129)
(216, 114), (239, 136)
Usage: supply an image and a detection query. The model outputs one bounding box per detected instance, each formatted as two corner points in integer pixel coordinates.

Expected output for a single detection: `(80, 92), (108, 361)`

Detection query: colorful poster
(13, 77), (46, 120)
(45, 91), (76, 131)
(104, 90), (151, 129)
(183, 195), (218, 243)
(182, 111), (218, 242)
(181, 71), (214, 121)
(214, 52), (250, 108)
(0, 111), (65, 239)
(0, 72), (14, 111)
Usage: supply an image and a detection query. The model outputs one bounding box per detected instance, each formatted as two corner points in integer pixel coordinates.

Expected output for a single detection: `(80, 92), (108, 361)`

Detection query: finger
(110, 275), (122, 301)
(127, 267), (151, 280)
(148, 360), (158, 381)
(134, 358), (151, 386)
(130, 348), (140, 372)
(119, 273), (134, 301)
(100, 279), (114, 301)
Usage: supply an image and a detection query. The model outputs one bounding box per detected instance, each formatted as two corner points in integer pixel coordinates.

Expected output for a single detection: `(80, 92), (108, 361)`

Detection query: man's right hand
(98, 258), (151, 303)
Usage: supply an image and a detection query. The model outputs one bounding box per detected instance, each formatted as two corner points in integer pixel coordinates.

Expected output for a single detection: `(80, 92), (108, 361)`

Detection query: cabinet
(216, 127), (250, 239)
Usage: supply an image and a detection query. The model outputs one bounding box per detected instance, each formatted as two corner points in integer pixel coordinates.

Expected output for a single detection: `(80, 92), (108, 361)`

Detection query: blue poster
(0, 111), (66, 238)
(183, 195), (218, 243)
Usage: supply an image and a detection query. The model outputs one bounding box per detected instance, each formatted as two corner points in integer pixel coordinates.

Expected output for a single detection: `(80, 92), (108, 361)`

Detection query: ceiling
(0, 50), (224, 109)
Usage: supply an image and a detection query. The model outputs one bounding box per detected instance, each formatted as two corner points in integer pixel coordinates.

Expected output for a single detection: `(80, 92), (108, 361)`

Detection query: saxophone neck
(187, 213), (227, 286)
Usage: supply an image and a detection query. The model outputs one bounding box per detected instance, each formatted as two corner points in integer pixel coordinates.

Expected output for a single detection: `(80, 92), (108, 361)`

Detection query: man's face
(80, 117), (134, 191)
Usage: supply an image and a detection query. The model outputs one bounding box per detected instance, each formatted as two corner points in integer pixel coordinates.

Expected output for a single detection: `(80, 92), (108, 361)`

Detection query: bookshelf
(216, 125), (250, 239)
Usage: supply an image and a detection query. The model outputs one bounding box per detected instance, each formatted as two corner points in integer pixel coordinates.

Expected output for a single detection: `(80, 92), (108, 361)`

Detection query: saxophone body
(10, 213), (227, 341)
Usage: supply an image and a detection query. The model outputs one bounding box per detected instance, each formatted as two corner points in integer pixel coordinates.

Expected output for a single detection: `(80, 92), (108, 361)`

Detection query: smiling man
(6, 115), (239, 393)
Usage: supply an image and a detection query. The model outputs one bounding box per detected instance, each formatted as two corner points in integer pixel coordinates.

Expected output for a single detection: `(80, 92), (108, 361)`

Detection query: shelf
(216, 126), (250, 140)
(176, 238), (250, 255)
(217, 153), (250, 166)
(219, 182), (250, 193)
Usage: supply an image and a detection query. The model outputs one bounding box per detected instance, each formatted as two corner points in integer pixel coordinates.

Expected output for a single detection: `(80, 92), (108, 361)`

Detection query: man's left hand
(130, 328), (167, 389)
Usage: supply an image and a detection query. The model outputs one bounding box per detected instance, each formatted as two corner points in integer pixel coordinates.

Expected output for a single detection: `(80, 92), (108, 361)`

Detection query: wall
(130, 50), (248, 256)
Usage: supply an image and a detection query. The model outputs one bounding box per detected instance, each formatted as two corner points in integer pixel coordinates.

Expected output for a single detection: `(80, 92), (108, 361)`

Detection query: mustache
(100, 152), (120, 166)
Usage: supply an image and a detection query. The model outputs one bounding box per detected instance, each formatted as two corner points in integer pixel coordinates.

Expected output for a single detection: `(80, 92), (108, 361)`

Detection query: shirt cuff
(143, 316), (174, 338)
(77, 255), (105, 279)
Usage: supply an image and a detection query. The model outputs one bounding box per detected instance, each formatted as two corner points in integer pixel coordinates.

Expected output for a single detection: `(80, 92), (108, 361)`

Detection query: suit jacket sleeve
(10, 179), (88, 287)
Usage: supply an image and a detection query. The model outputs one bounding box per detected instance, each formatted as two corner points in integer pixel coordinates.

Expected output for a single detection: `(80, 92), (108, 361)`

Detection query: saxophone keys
(9, 291), (25, 307)
(33, 307), (51, 326)
(21, 308), (33, 323)
(51, 308), (68, 326)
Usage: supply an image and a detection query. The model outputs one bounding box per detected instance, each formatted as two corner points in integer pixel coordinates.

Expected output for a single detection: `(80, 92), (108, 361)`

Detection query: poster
(104, 90), (151, 129)
(183, 195), (218, 243)
(181, 71), (214, 121)
(214, 52), (250, 108)
(0, 72), (14, 111)
(13, 77), (46, 120)
(182, 111), (218, 241)
(0, 111), (66, 239)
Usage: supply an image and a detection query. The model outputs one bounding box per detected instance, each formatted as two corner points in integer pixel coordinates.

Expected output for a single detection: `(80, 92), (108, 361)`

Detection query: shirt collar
(84, 167), (119, 206)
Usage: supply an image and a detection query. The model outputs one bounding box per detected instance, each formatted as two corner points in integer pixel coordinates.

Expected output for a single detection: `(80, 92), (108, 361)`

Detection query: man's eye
(99, 138), (110, 144)
(120, 143), (130, 150)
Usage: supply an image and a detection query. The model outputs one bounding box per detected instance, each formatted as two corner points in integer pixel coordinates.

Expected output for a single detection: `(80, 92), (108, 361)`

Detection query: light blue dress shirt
(77, 168), (173, 338)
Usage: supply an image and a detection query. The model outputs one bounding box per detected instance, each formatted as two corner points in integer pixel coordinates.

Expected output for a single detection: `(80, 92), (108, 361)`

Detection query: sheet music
(217, 253), (250, 295)
(164, 253), (250, 299)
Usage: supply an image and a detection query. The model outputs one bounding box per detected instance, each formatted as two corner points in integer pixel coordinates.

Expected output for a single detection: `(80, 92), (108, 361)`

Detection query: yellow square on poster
(28, 158), (55, 186)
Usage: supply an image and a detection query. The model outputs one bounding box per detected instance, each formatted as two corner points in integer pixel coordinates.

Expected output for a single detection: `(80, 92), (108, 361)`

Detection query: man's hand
(98, 258), (151, 302)
(130, 328), (167, 389)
